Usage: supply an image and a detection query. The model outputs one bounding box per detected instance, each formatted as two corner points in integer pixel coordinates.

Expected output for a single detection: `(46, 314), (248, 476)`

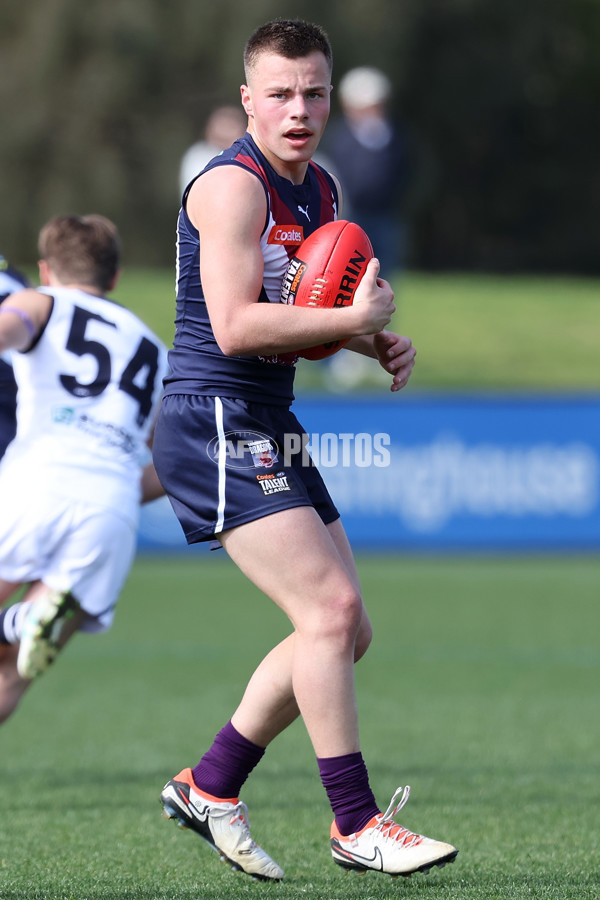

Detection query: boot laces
(212, 799), (257, 848)
(375, 786), (422, 848)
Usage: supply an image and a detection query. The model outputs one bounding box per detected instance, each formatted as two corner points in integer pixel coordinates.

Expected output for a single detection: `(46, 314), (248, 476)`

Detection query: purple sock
(317, 751), (380, 836)
(192, 721), (265, 799)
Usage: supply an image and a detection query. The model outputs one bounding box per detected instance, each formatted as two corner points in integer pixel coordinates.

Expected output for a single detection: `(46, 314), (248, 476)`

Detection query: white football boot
(330, 785), (458, 877)
(161, 768), (283, 881)
(17, 589), (79, 680)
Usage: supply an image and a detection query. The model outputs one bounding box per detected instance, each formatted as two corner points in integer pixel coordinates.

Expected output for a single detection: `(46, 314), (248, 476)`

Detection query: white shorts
(0, 486), (137, 633)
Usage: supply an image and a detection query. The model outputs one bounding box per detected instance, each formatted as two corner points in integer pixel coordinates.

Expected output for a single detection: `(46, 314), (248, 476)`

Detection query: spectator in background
(0, 255), (31, 459)
(179, 105), (247, 196)
(322, 67), (410, 280)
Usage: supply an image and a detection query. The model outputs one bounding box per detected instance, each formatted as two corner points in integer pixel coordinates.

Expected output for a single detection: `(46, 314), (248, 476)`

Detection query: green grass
(1, 554), (598, 899)
(111, 268), (600, 393)
(398, 273), (600, 392)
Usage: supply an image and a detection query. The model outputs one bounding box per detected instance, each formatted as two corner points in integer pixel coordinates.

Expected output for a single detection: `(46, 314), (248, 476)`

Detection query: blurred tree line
(1, 0), (598, 273)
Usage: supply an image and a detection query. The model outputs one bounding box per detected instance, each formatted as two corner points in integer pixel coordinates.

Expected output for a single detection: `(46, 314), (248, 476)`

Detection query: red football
(280, 219), (373, 360)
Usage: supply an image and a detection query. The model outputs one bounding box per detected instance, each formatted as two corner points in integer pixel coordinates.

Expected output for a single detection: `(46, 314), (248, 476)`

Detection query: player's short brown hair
(38, 214), (121, 294)
(244, 19), (333, 79)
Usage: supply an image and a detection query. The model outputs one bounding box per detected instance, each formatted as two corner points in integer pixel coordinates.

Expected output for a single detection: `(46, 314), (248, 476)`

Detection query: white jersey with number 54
(3, 286), (169, 519)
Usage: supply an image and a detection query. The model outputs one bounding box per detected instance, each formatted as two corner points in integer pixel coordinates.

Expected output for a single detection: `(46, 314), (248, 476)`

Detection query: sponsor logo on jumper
(52, 406), (76, 425)
(268, 225), (304, 246)
(52, 406), (136, 454)
(297, 204), (310, 221)
(77, 415), (136, 454)
(334, 250), (368, 307)
(280, 257), (307, 305)
(206, 431), (280, 470)
(257, 472), (291, 495)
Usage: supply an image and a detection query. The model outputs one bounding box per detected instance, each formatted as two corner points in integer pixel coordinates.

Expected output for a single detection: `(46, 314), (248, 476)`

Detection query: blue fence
(138, 393), (600, 553)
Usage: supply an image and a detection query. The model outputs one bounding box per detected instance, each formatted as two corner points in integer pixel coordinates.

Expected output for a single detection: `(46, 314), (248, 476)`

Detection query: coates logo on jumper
(268, 225), (304, 246)
(206, 430), (280, 470)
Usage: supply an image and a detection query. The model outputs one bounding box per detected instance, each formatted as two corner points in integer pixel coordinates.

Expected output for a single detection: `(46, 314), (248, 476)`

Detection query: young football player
(0, 214), (168, 721)
(153, 18), (456, 882)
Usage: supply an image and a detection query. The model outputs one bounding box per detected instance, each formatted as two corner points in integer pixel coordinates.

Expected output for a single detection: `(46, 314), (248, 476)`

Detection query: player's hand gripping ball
(280, 219), (373, 360)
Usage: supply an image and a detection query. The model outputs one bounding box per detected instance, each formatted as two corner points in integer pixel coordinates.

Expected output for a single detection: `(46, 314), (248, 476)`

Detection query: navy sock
(317, 751), (379, 836)
(192, 720), (265, 799)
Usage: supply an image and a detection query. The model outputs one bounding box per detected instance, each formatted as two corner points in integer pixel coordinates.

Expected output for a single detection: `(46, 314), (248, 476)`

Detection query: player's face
(241, 51), (332, 182)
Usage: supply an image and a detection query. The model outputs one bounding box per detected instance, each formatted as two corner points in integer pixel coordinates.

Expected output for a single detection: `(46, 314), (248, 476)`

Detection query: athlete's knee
(312, 584), (364, 647)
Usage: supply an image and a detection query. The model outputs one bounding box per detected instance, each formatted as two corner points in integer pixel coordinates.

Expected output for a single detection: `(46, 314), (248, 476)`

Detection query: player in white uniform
(0, 214), (169, 723)
(0, 254), (31, 458)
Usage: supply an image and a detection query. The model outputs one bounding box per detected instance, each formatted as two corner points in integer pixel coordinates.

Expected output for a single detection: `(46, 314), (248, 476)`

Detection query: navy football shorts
(152, 394), (340, 544)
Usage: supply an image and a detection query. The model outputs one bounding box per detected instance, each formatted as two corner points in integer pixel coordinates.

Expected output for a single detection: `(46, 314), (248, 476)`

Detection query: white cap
(338, 67), (392, 109)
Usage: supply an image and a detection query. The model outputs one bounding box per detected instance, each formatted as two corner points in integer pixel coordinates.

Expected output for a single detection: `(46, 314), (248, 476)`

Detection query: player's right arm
(0, 290), (52, 352)
(187, 167), (395, 357)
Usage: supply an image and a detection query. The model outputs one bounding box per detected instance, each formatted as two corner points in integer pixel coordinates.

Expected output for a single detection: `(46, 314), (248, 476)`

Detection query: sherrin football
(280, 219), (373, 360)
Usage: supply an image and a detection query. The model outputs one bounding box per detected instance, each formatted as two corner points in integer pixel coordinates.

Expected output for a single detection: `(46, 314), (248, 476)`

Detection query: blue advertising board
(138, 393), (600, 553)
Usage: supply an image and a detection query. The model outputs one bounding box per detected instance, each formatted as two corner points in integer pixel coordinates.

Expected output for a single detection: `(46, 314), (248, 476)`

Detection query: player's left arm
(345, 330), (417, 393)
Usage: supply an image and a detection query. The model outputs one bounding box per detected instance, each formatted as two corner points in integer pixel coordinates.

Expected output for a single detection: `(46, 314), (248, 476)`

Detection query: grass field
(6, 267), (596, 897)
(112, 268), (600, 392)
(1, 554), (598, 899)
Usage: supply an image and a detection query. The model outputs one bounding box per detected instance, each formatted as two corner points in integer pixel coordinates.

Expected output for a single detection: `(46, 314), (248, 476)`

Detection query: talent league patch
(256, 472), (292, 496)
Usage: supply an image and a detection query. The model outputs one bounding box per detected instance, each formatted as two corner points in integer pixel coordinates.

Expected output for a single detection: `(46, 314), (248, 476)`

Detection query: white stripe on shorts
(214, 396), (227, 533)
